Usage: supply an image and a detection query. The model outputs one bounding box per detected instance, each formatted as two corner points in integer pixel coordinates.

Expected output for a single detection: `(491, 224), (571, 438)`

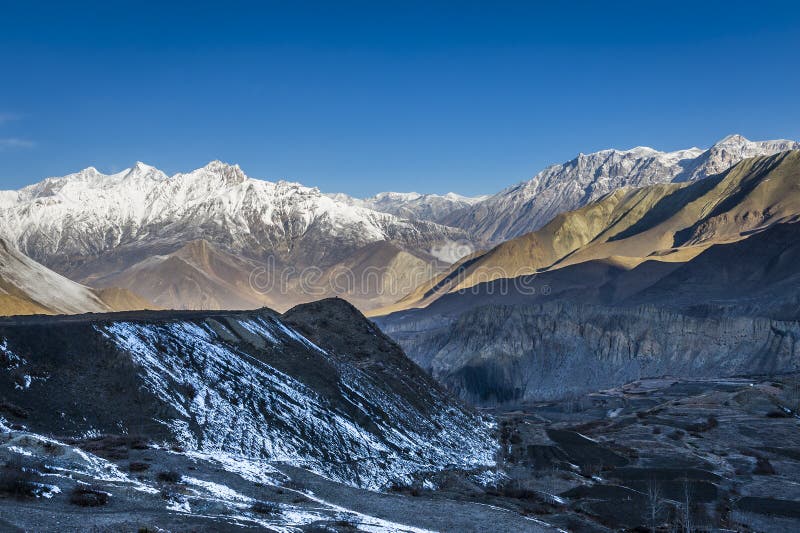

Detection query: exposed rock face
(444, 135), (799, 242)
(0, 299), (495, 489)
(380, 303), (800, 404)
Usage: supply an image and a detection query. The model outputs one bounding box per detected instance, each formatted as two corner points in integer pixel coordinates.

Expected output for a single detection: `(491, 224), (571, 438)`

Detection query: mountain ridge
(373, 150), (800, 315)
(442, 134), (800, 242)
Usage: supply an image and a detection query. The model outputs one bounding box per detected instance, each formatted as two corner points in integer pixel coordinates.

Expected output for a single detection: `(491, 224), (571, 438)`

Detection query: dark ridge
(0, 306), (280, 326)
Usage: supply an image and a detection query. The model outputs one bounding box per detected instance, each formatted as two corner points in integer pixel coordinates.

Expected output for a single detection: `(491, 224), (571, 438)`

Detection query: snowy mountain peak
(330, 190), (489, 223)
(189, 160), (248, 184)
(0, 161), (468, 276)
(715, 133), (749, 146)
(443, 134), (800, 242)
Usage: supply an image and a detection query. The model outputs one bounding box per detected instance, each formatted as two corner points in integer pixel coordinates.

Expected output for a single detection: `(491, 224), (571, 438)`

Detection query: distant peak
(195, 160), (247, 184)
(714, 134), (750, 146)
(203, 160), (240, 171)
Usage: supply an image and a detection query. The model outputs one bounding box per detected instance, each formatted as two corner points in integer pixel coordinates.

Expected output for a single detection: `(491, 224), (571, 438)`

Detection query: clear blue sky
(1, 1), (799, 196)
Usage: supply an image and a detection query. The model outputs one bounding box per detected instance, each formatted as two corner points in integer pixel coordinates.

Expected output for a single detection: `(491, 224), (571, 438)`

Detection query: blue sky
(1, 1), (799, 196)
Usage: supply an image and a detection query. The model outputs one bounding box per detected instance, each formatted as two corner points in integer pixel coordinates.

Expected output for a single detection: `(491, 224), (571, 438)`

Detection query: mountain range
(377, 149), (800, 314)
(1, 134), (794, 317)
(377, 150), (800, 403)
(441, 134), (799, 242)
(0, 161), (468, 313)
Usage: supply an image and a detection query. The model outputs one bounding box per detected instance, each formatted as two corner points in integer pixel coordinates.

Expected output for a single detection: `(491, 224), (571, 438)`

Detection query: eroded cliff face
(380, 303), (800, 404)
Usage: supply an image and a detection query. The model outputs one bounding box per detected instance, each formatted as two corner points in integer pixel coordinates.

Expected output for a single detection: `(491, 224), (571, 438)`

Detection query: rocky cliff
(379, 303), (800, 404)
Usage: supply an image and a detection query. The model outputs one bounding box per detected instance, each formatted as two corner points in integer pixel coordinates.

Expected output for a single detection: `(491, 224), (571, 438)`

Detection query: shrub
(128, 461), (150, 473)
(766, 410), (790, 418)
(687, 416), (719, 433)
(251, 501), (280, 515)
(70, 485), (110, 506)
(156, 470), (181, 483)
(0, 399), (29, 419)
(0, 462), (38, 498)
(754, 457), (776, 475)
(667, 430), (685, 441)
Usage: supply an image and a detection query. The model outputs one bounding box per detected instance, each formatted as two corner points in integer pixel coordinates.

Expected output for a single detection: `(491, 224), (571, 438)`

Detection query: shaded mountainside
(379, 302), (800, 404)
(378, 150), (800, 315)
(0, 298), (495, 490)
(383, 220), (800, 322)
(377, 221), (800, 406)
(0, 238), (153, 316)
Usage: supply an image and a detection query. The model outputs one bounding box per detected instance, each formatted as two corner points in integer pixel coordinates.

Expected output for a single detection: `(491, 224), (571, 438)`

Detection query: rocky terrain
(0, 300), (563, 532)
(4, 300), (796, 531)
(379, 302), (800, 404)
(482, 374), (800, 531)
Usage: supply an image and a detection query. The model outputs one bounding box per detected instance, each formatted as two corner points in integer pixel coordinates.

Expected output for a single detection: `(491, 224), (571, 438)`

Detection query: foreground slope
(0, 299), (495, 490)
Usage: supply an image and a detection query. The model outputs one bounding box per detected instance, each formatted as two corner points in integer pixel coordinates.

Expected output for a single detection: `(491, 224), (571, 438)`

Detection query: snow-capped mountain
(0, 161), (468, 311)
(443, 134), (800, 242)
(329, 190), (488, 223)
(0, 161), (465, 267)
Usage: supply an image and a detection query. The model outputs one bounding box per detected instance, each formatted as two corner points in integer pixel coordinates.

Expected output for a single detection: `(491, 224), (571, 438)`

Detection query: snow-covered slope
(444, 134), (800, 242)
(0, 161), (468, 276)
(0, 299), (496, 490)
(330, 191), (488, 223)
(0, 237), (110, 315)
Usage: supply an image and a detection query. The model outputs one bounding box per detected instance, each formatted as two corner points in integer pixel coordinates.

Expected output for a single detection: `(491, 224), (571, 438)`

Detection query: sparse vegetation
(156, 470), (182, 483)
(69, 485), (110, 507)
(667, 429), (685, 441)
(251, 500), (280, 515)
(0, 462), (38, 498)
(753, 457), (776, 475)
(687, 416), (719, 433)
(69, 434), (150, 460)
(0, 399), (29, 419)
(128, 461), (150, 472)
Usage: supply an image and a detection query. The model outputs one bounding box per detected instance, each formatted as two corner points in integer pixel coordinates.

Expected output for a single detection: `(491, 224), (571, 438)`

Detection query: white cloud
(0, 138), (35, 150)
(0, 113), (21, 125)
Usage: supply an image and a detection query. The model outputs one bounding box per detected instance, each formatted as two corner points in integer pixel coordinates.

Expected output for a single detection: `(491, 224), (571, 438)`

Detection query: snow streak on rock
(97, 315), (495, 490)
